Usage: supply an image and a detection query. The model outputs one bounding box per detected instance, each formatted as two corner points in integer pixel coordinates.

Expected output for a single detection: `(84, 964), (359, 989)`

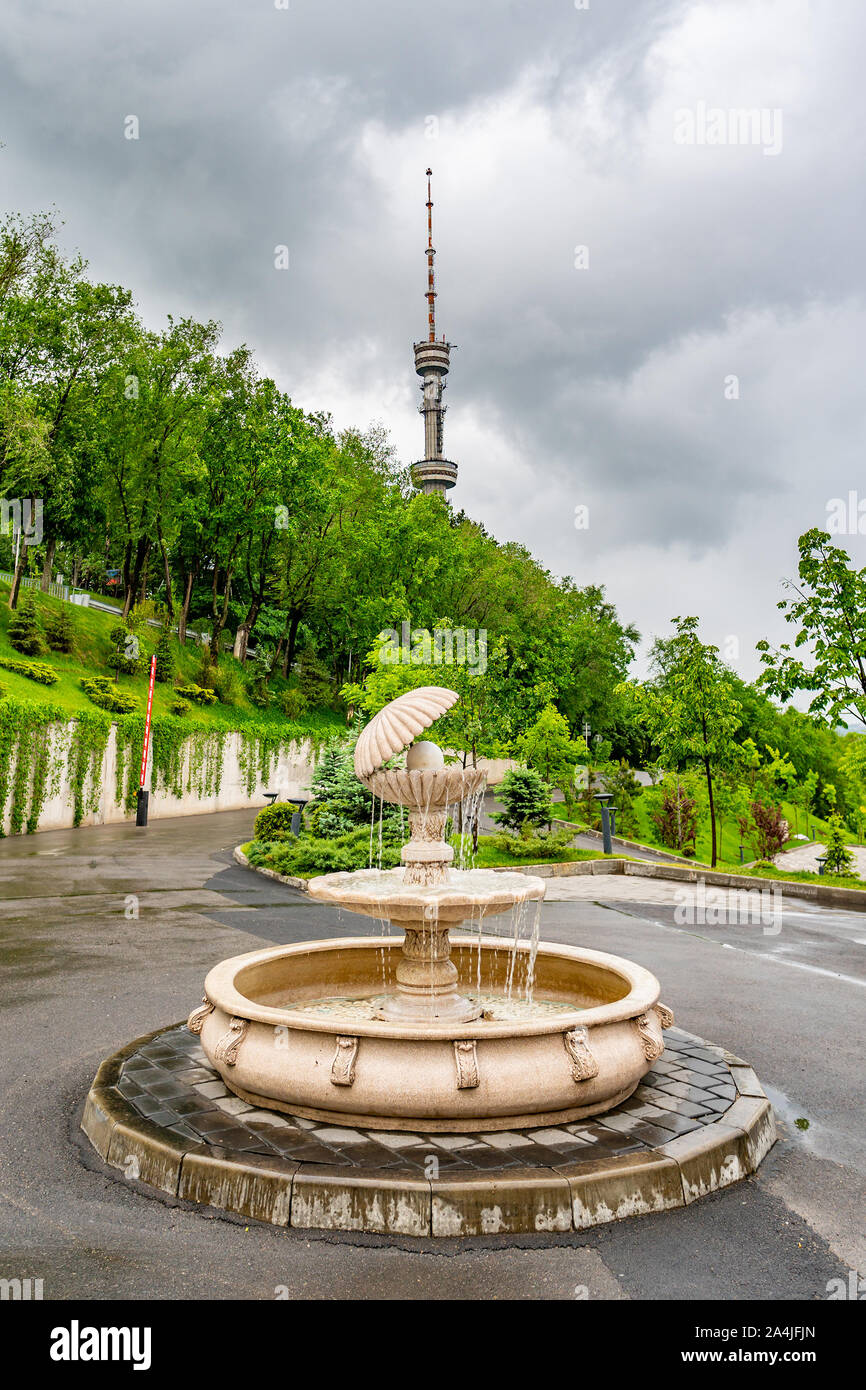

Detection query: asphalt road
(0, 809), (863, 1301)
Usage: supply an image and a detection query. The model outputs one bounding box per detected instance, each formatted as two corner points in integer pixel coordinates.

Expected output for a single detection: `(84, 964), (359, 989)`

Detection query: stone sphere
(405, 740), (445, 771)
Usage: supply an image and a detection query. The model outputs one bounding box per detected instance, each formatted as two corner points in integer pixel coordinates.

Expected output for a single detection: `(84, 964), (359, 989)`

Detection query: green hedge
(80, 676), (139, 714)
(253, 801), (298, 839)
(175, 683), (217, 705)
(0, 656), (59, 685)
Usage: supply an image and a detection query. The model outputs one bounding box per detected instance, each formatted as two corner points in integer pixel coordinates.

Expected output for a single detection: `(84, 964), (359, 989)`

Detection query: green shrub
(0, 656), (58, 685)
(823, 814), (855, 875)
(253, 801), (299, 840)
(80, 675), (139, 713)
(8, 594), (47, 656)
(493, 766), (554, 831)
(247, 825), (401, 877)
(169, 697), (191, 716)
(488, 826), (576, 860)
(44, 605), (75, 654)
(278, 687), (309, 719)
(207, 661), (242, 707)
(306, 738), (401, 838)
(175, 683), (217, 705)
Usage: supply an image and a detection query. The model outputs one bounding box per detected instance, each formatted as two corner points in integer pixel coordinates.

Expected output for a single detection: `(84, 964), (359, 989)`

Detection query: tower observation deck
(411, 169), (457, 495)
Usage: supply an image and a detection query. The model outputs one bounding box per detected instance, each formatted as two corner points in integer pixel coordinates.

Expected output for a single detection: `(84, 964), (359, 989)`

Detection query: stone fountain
(190, 687), (674, 1131)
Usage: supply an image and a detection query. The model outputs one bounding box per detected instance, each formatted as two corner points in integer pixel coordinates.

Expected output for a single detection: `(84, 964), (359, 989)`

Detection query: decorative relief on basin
(330, 1035), (359, 1087)
(453, 1039), (480, 1089)
(656, 1002), (675, 1030)
(214, 1016), (249, 1068)
(187, 996), (214, 1035)
(563, 1026), (600, 1081)
(636, 1011), (665, 1062)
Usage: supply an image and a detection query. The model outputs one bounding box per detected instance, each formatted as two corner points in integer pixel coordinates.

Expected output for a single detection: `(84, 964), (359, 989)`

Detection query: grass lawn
(628, 792), (849, 869)
(0, 582), (345, 739)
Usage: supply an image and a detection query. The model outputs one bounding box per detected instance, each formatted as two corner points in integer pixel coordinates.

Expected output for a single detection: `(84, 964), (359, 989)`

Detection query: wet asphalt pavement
(0, 809), (863, 1301)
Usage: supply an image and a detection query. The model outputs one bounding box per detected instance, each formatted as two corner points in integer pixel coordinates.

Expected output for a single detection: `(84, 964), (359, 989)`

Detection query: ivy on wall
(0, 700), (324, 836)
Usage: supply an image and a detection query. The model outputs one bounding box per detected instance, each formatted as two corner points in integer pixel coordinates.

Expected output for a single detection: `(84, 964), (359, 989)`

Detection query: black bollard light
(595, 792), (614, 855)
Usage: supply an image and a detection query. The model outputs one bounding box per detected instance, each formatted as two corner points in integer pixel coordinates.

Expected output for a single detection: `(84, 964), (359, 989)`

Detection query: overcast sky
(3, 0), (865, 677)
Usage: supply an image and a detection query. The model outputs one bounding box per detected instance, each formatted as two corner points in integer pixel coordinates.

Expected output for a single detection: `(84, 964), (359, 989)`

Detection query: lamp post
(595, 792), (615, 855)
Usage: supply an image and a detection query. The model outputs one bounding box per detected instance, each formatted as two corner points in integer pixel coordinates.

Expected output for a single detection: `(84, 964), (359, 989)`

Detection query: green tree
(514, 703), (584, 799)
(493, 766), (554, 832)
(153, 626), (175, 684)
(625, 616), (743, 867)
(823, 814), (854, 875)
(8, 592), (46, 655)
(758, 529), (866, 730)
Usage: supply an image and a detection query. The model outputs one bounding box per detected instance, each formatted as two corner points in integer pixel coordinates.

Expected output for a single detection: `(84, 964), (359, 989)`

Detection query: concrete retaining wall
(3, 722), (320, 835)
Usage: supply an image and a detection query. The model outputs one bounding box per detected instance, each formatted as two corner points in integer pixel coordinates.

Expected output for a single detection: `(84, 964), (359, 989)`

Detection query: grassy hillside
(0, 583), (344, 739)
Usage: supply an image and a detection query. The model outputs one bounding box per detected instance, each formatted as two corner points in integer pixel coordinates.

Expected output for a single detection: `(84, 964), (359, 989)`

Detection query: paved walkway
(0, 810), (863, 1300)
(777, 841), (866, 875)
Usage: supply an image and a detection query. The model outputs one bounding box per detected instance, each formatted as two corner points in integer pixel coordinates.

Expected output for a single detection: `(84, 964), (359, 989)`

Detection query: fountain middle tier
(307, 865), (546, 1023)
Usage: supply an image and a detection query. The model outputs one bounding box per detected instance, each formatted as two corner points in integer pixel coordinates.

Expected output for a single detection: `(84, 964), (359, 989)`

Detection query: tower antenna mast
(411, 169), (457, 495)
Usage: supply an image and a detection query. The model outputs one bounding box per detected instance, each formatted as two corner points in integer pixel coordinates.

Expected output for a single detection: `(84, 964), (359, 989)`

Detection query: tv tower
(411, 169), (457, 495)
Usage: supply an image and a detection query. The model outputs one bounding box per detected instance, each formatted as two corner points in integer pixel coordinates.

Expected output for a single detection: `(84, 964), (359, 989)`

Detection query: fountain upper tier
(307, 864), (544, 924)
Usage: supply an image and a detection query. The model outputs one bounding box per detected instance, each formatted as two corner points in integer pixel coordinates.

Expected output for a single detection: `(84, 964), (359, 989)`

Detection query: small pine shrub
(169, 697), (191, 716)
(175, 683), (217, 705)
(492, 766), (554, 831)
(248, 825), (401, 877)
(153, 628), (175, 684)
(823, 815), (855, 876)
(44, 605), (75, 654)
(80, 675), (139, 713)
(8, 594), (47, 656)
(0, 656), (58, 685)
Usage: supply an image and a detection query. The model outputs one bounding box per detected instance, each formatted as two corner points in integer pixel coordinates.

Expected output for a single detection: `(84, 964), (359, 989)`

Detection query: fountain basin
(193, 937), (673, 1132)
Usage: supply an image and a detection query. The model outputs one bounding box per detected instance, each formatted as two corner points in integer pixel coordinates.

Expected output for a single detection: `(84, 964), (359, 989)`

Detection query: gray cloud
(2, 0), (865, 677)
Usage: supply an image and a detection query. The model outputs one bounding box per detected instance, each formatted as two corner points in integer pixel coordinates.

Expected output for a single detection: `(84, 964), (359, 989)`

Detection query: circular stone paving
(81, 1023), (777, 1237)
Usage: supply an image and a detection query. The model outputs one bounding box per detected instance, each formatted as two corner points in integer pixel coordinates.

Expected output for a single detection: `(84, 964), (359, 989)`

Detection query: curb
(80, 1024), (777, 1238)
(233, 843), (866, 913)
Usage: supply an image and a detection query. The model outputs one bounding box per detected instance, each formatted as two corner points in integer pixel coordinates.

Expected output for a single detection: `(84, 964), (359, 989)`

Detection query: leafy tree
(748, 800), (789, 862)
(514, 703), (583, 798)
(646, 775), (698, 853)
(625, 616), (742, 867)
(758, 529), (866, 730)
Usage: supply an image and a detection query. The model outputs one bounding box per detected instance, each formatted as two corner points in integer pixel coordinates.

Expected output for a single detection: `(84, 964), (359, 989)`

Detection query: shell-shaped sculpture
(354, 687), (458, 779)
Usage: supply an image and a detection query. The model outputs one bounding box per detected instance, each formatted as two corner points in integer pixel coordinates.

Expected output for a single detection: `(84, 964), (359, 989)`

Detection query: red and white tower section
(411, 169), (458, 495)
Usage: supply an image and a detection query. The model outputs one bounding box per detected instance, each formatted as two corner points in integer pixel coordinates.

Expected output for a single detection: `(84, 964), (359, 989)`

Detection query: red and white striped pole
(136, 654), (157, 827)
